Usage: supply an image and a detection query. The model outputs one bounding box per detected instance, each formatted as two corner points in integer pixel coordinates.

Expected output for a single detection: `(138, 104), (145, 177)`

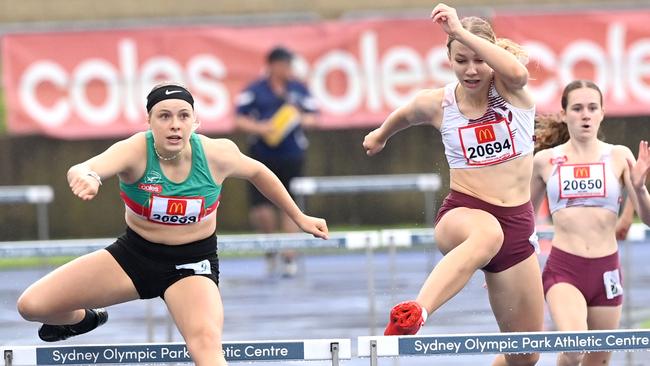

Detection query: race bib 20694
(458, 118), (516, 166)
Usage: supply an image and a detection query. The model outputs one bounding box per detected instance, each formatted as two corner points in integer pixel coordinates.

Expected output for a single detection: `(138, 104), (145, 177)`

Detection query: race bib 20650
(558, 163), (606, 199)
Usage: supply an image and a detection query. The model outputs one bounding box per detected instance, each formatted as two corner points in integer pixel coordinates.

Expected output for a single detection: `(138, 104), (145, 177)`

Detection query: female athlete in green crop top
(17, 83), (328, 366)
(119, 130), (222, 225)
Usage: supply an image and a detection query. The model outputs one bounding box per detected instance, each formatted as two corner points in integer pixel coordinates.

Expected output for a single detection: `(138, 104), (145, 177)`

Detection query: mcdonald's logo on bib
(475, 125), (496, 143)
(166, 199), (187, 215)
(573, 166), (591, 179)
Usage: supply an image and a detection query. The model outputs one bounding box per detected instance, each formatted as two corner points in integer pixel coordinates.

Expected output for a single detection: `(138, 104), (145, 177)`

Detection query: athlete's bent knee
(16, 293), (48, 322)
(185, 327), (222, 356)
(468, 225), (504, 262)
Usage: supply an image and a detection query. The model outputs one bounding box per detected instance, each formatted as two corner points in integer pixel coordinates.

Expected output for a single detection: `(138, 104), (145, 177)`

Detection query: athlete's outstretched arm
(363, 89), (442, 156)
(207, 138), (328, 239)
(624, 141), (650, 225)
(67, 133), (145, 201)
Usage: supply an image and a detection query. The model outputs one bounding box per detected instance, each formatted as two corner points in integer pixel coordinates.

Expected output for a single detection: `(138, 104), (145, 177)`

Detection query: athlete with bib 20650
(363, 3), (542, 365)
(531, 80), (650, 366)
(16, 83), (328, 366)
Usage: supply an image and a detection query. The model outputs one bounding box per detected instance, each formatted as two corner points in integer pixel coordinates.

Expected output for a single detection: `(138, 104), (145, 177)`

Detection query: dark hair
(267, 46), (293, 64)
(535, 80), (604, 152)
(560, 79), (602, 110)
(146, 82), (194, 114)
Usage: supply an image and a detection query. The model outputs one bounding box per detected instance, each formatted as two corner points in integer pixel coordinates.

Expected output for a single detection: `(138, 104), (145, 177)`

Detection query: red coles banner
(493, 10), (650, 117)
(2, 10), (650, 139)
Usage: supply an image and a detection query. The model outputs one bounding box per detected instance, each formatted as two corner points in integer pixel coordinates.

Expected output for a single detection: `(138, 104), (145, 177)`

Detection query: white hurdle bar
(358, 329), (650, 365)
(4, 223), (650, 258)
(0, 231), (383, 258)
(0, 338), (351, 366)
(290, 174), (442, 225)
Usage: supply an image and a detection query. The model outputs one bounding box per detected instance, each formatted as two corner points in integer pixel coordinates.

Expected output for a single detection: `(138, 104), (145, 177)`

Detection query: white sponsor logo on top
(18, 39), (230, 128)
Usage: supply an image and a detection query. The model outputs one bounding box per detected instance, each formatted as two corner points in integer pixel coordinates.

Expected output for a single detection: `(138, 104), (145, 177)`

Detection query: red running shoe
(384, 301), (425, 335)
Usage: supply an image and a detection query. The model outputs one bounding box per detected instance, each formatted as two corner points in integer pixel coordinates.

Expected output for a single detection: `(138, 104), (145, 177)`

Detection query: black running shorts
(105, 227), (219, 299)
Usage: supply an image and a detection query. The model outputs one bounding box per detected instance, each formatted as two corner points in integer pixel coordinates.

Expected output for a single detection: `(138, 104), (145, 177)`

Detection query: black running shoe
(38, 308), (108, 342)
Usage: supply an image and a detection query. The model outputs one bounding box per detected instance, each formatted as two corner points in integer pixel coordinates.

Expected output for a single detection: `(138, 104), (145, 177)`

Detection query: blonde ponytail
(496, 38), (528, 65)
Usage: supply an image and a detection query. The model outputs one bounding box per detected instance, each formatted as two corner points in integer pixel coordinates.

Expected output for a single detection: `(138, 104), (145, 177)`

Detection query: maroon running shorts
(435, 190), (537, 273)
(543, 246), (623, 306)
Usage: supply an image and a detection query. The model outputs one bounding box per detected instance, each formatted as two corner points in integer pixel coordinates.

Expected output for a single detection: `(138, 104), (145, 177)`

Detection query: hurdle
(290, 174), (442, 225)
(358, 329), (650, 365)
(0, 338), (351, 365)
(0, 185), (54, 240)
(0, 230), (383, 258)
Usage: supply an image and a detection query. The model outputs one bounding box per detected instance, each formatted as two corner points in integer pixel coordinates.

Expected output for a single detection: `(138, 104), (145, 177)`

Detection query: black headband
(146, 85), (194, 113)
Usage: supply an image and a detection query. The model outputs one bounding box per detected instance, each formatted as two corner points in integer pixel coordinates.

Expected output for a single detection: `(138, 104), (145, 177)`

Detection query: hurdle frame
(4, 350), (12, 366)
(0, 185), (53, 240)
(358, 329), (650, 365)
(4, 330), (650, 365)
(0, 338), (351, 366)
(290, 173), (442, 226)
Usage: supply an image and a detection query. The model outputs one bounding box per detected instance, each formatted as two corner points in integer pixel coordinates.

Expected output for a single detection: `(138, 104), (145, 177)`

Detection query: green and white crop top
(119, 131), (222, 225)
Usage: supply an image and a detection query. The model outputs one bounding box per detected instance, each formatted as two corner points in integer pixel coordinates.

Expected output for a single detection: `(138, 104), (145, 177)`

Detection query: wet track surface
(1, 241), (649, 365)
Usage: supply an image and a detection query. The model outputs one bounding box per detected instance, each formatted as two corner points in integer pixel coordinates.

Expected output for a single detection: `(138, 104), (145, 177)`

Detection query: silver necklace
(153, 143), (182, 161)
